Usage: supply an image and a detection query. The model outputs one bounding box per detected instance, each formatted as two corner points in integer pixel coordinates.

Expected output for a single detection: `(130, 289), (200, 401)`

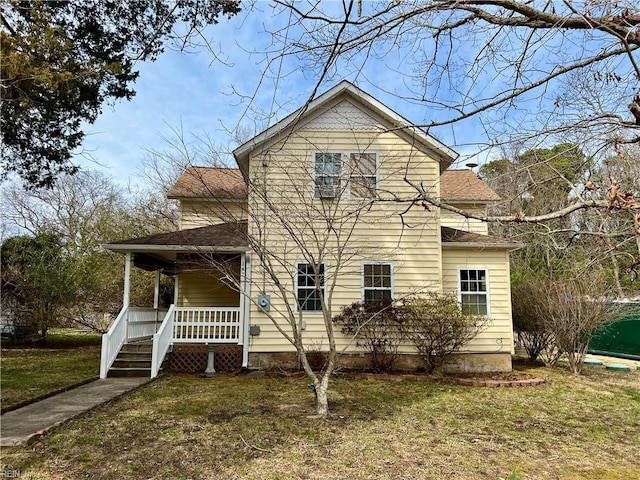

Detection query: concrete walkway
(1, 377), (149, 447)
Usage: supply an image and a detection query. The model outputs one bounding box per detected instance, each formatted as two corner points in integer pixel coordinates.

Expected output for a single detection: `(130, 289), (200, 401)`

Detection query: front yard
(2, 363), (639, 479)
(1, 330), (101, 409)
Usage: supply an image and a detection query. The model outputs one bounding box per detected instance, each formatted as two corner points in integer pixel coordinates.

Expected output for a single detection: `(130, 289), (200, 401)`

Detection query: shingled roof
(105, 222), (248, 249)
(168, 166), (499, 203)
(440, 169), (501, 202)
(441, 226), (520, 248)
(167, 167), (247, 200)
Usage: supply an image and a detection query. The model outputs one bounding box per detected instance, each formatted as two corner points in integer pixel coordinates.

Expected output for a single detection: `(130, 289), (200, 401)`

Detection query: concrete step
(107, 367), (152, 378)
(115, 352), (153, 361)
(112, 358), (152, 369)
(119, 343), (153, 354)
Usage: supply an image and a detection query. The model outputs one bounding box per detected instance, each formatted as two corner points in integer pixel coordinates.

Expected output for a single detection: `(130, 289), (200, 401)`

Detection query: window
(362, 263), (393, 304)
(296, 262), (326, 312)
(350, 152), (377, 199)
(314, 152), (342, 198)
(459, 269), (489, 315)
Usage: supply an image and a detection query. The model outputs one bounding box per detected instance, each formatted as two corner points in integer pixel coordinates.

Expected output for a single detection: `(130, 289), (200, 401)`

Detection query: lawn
(1, 329), (101, 409)
(2, 363), (639, 480)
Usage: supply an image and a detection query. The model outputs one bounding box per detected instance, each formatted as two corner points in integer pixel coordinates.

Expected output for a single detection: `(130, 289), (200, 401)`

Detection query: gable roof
(167, 167), (247, 200)
(440, 170), (501, 202)
(168, 166), (499, 203)
(233, 80), (458, 173)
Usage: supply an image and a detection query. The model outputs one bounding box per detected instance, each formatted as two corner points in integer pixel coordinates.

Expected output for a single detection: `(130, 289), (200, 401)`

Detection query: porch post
(241, 252), (251, 368)
(173, 273), (180, 307)
(153, 270), (161, 310)
(123, 252), (132, 308)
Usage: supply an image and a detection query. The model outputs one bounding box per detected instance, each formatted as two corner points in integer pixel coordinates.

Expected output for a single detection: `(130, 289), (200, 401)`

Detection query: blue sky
(77, 2), (495, 188)
(78, 1), (618, 189)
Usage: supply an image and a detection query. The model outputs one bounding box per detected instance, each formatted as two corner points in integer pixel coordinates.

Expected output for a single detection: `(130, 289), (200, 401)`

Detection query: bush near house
(333, 295), (487, 373)
(333, 301), (406, 372)
(403, 293), (488, 374)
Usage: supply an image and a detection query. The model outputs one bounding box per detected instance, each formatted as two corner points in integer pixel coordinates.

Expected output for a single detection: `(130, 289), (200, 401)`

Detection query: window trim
(457, 267), (491, 316)
(348, 151), (378, 200)
(294, 261), (327, 314)
(313, 151), (343, 199)
(361, 261), (394, 303)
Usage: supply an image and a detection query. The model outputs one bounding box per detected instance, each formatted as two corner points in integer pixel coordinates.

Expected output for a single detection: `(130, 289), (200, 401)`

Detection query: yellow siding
(178, 269), (240, 307)
(441, 204), (489, 235)
(441, 248), (514, 354)
(245, 127), (444, 353)
(173, 112), (514, 358)
(180, 200), (246, 229)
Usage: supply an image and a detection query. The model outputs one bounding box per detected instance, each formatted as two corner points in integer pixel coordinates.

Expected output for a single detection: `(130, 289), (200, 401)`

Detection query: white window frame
(361, 262), (394, 304)
(348, 151), (378, 200)
(313, 152), (343, 199)
(294, 261), (327, 313)
(457, 267), (491, 316)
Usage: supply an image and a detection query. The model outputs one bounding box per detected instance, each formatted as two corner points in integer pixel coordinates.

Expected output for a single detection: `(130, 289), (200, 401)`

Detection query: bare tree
(245, 1), (640, 283)
(535, 280), (620, 374)
(1, 171), (176, 332)
(179, 137), (438, 416)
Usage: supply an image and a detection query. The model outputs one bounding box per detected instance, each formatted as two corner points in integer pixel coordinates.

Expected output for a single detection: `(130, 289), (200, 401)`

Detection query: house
(101, 81), (520, 378)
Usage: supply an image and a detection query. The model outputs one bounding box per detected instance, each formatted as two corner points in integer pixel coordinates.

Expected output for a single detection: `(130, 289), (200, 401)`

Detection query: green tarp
(588, 303), (640, 360)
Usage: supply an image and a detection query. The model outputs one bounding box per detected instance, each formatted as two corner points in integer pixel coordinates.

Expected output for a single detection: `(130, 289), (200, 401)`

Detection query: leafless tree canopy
(250, 1), (640, 285)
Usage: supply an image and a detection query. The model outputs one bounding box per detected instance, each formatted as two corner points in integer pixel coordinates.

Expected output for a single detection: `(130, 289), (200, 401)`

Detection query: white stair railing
(100, 306), (129, 379)
(151, 304), (176, 378)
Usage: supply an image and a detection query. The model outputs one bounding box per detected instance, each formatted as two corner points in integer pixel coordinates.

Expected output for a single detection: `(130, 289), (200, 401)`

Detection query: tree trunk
(315, 381), (329, 417)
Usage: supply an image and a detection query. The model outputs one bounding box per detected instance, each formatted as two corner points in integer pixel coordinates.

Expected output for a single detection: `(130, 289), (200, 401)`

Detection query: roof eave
(443, 199), (500, 205)
(103, 244), (250, 253)
(442, 242), (524, 250)
(233, 81), (458, 167)
(166, 195), (248, 202)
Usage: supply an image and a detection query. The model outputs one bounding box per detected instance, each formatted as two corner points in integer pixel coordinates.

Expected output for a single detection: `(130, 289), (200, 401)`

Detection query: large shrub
(403, 293), (488, 374)
(512, 282), (560, 365)
(333, 301), (405, 372)
(537, 281), (620, 374)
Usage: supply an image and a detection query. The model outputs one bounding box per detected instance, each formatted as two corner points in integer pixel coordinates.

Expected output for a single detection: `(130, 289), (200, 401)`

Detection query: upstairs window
(459, 268), (489, 315)
(314, 152), (342, 199)
(350, 152), (377, 199)
(296, 262), (326, 312)
(362, 262), (393, 304)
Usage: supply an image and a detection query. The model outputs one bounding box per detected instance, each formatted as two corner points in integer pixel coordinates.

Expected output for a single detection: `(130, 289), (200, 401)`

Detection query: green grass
(2, 363), (639, 479)
(42, 328), (102, 348)
(1, 330), (101, 409)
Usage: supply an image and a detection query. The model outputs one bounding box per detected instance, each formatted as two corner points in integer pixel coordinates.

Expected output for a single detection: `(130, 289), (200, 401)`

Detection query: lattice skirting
(167, 344), (243, 373)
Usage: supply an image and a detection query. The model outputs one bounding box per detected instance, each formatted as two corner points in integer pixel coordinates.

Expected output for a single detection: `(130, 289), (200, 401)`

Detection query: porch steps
(108, 340), (155, 378)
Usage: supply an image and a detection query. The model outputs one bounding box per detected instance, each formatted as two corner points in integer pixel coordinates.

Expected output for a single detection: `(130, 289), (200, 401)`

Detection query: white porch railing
(151, 305), (175, 378)
(128, 307), (168, 340)
(101, 305), (243, 378)
(100, 306), (128, 379)
(173, 307), (241, 343)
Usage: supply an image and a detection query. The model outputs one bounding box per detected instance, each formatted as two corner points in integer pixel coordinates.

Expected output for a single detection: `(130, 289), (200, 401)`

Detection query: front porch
(100, 223), (251, 379)
(100, 305), (245, 378)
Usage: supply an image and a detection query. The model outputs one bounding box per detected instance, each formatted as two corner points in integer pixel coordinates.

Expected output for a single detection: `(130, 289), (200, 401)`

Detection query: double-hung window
(314, 152), (342, 199)
(459, 268), (489, 315)
(296, 262), (326, 312)
(349, 152), (377, 199)
(362, 262), (393, 304)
